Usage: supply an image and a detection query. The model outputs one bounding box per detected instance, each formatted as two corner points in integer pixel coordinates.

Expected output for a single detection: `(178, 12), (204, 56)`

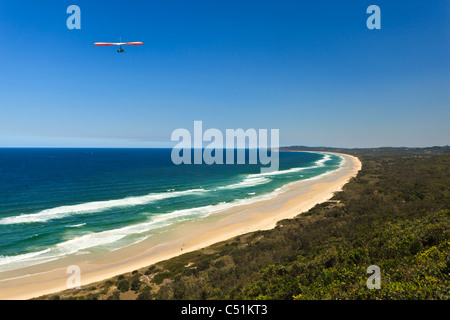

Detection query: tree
(116, 279), (130, 293)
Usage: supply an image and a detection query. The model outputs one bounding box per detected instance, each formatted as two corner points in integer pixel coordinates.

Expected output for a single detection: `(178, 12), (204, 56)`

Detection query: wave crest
(0, 189), (206, 225)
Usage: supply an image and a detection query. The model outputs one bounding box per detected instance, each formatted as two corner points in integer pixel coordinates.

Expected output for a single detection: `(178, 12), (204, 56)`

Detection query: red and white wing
(94, 42), (143, 46)
(94, 42), (121, 46)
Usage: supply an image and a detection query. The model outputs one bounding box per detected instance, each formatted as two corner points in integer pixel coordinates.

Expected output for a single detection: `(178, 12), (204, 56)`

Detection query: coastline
(0, 152), (361, 300)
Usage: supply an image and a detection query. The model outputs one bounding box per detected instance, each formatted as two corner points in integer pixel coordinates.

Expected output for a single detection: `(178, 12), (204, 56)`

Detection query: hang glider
(94, 41), (143, 53)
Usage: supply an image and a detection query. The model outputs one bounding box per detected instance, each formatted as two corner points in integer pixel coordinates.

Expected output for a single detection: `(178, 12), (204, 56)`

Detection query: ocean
(0, 148), (343, 273)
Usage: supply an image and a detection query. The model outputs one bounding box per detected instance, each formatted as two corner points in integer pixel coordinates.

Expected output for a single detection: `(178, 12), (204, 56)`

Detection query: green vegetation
(37, 147), (449, 300)
(116, 279), (130, 293)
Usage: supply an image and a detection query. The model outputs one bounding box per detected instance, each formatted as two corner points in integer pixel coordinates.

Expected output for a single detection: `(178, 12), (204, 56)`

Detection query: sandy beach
(0, 152), (361, 300)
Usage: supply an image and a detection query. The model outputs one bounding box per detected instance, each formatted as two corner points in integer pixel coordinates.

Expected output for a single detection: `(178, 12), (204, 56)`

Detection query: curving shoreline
(0, 152), (361, 300)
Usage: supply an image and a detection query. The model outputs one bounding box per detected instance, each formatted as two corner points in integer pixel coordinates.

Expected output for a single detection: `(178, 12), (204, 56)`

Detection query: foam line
(0, 189), (206, 225)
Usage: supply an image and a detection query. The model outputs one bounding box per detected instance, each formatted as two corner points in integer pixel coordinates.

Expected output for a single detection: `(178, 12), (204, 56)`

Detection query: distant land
(280, 145), (450, 155)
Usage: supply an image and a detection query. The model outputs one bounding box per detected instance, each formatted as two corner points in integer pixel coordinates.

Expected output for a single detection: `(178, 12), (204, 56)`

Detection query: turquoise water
(0, 149), (343, 272)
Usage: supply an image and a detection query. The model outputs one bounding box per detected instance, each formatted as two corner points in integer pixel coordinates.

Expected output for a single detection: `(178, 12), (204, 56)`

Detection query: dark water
(0, 148), (342, 272)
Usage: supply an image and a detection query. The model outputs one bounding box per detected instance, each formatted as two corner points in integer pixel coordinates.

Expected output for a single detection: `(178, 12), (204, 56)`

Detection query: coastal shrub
(130, 277), (141, 292)
(144, 266), (159, 276)
(140, 285), (152, 293)
(152, 271), (171, 285)
(196, 259), (211, 272)
(106, 291), (120, 300)
(86, 293), (99, 300)
(99, 288), (109, 295)
(136, 291), (152, 300)
(116, 279), (130, 293)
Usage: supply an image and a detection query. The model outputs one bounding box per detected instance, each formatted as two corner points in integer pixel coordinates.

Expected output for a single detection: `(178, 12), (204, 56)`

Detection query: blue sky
(0, 0), (448, 148)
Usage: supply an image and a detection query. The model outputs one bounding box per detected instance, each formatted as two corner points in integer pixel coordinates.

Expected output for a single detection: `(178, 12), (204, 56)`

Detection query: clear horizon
(0, 145), (448, 149)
